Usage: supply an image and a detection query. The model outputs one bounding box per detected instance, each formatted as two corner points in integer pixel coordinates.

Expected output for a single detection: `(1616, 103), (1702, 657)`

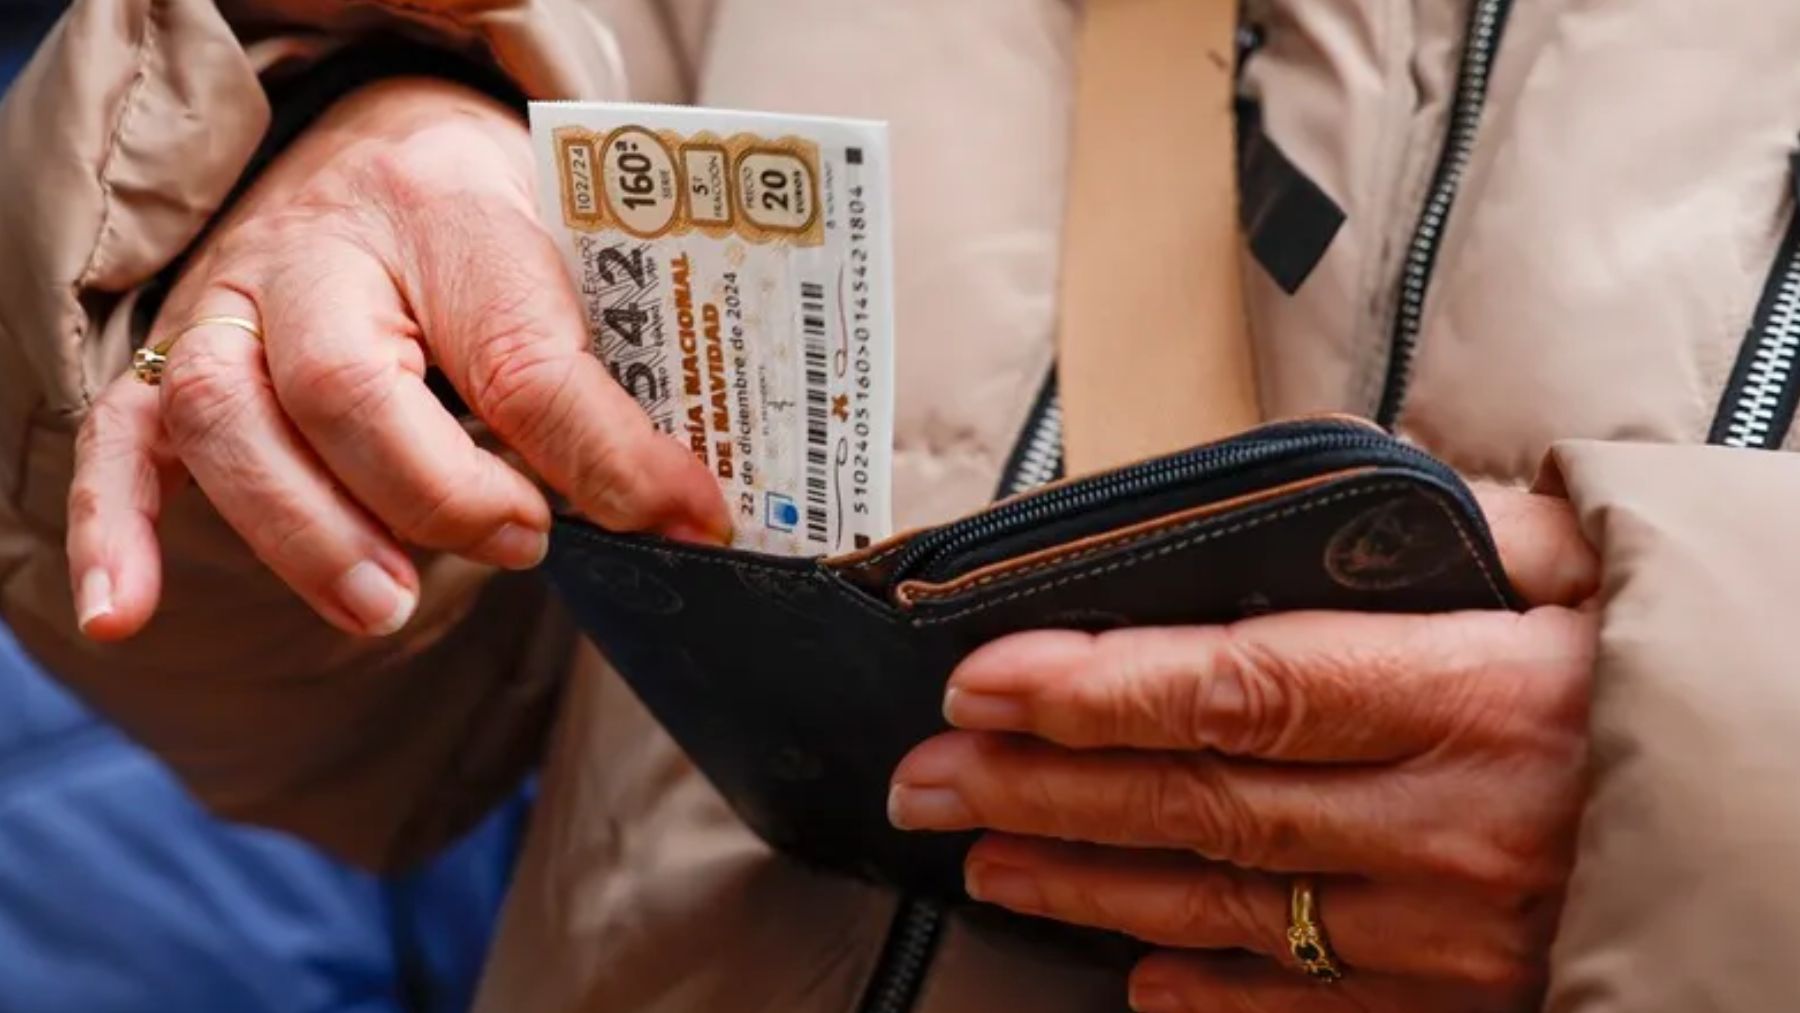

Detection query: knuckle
(75, 394), (135, 466)
(1178, 874), (1277, 952)
(1060, 875), (1127, 931)
(1430, 828), (1561, 896)
(1016, 764), (1083, 838)
(467, 327), (570, 436)
(390, 462), (500, 548)
(1138, 880), (1215, 945)
(66, 480), (105, 528)
(1085, 633), (1185, 748)
(161, 348), (256, 451)
(1141, 760), (1251, 857)
(1135, 764), (1198, 843)
(280, 352), (399, 437)
(356, 138), (454, 213)
(1519, 608), (1599, 712)
(1207, 628), (1304, 755)
(1443, 922), (1547, 997)
(70, 391), (159, 528)
(568, 427), (672, 527)
(1460, 952), (1541, 995)
(258, 507), (324, 573)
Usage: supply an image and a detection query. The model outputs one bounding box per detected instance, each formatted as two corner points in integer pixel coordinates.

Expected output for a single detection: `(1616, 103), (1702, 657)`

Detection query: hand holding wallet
(543, 416), (1517, 898)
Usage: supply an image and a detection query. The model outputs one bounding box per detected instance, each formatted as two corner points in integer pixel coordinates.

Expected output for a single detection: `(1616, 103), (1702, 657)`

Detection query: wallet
(543, 417), (1519, 898)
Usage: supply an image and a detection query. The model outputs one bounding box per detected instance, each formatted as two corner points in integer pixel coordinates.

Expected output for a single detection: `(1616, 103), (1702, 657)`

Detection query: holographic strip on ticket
(531, 102), (894, 556)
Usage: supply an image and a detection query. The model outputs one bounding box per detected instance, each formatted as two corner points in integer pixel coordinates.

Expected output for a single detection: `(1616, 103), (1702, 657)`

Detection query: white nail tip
(76, 569), (115, 631)
(369, 589), (418, 637)
(337, 561), (418, 637)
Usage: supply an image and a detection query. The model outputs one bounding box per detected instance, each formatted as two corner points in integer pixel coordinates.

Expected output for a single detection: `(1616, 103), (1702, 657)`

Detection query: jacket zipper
(995, 372), (1066, 499)
(1711, 160), (1800, 449)
(856, 900), (944, 1013)
(853, 372), (1067, 1013)
(1374, 0), (1517, 428)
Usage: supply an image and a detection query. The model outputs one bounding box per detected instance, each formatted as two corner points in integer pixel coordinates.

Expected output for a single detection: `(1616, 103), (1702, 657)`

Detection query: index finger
(401, 196), (730, 543)
(944, 607), (1596, 761)
(1470, 484), (1599, 608)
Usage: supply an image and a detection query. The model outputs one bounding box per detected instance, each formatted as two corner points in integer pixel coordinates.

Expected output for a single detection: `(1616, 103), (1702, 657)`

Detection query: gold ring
(1288, 876), (1344, 983)
(132, 315), (263, 386)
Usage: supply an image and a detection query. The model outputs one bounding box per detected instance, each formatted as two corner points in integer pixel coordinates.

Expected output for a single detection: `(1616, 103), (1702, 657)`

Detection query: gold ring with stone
(132, 315), (263, 386)
(1288, 876), (1344, 983)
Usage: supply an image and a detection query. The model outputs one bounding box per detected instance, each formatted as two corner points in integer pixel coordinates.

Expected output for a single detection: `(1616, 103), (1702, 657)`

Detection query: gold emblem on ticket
(553, 126), (824, 246)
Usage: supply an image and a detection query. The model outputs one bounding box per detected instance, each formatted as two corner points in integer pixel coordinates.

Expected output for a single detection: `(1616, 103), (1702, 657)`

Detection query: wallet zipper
(891, 424), (1477, 586)
(1375, 0), (1515, 428)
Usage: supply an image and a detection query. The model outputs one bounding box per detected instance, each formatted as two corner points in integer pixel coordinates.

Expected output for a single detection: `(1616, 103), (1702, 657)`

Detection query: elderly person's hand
(890, 487), (1599, 1012)
(67, 77), (729, 640)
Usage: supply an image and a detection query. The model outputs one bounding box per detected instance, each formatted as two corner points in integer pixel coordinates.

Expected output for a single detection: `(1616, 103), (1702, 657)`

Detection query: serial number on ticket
(530, 102), (895, 556)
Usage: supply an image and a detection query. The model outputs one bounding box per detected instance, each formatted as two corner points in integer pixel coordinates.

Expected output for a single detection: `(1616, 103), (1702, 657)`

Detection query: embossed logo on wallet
(1324, 496), (1458, 591)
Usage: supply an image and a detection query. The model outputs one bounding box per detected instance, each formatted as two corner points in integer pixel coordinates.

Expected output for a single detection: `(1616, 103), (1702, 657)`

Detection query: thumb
(1471, 483), (1600, 608)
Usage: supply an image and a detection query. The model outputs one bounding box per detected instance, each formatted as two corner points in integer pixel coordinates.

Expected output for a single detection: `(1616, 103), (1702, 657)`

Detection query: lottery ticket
(529, 102), (895, 556)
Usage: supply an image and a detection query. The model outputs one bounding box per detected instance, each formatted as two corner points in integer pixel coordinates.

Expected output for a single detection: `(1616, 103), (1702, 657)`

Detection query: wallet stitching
(839, 541), (911, 579)
(913, 483), (1393, 612)
(903, 476), (1352, 601)
(552, 480), (1506, 632)
(909, 482), (1506, 626)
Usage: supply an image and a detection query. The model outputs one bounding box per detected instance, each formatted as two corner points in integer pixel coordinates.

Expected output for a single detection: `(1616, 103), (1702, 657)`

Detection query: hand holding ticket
(529, 103), (895, 556)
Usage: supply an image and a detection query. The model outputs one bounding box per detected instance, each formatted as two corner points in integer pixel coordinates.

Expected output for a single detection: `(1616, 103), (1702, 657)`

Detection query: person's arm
(1540, 440), (1800, 1013)
(0, 0), (715, 870)
(885, 440), (1800, 1010)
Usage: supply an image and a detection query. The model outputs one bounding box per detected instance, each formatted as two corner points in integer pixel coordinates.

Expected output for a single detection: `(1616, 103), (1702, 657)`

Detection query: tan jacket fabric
(5, 0), (1800, 1010)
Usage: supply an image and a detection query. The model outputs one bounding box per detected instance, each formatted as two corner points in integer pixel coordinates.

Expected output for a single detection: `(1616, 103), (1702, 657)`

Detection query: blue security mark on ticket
(531, 102), (895, 556)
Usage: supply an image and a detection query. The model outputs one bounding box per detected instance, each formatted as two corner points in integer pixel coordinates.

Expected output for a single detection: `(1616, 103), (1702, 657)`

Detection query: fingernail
(1129, 984), (1181, 1013)
(888, 785), (974, 830)
(943, 688), (1028, 729)
(75, 568), (114, 632)
(965, 863), (1044, 912)
(1201, 669), (1248, 722)
(477, 523), (550, 569)
(336, 561), (417, 636)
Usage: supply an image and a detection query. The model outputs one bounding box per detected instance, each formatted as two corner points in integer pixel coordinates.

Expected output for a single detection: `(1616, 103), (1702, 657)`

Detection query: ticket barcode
(801, 280), (831, 545)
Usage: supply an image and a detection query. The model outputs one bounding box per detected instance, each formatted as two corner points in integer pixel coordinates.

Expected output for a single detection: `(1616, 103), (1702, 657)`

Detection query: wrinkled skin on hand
(68, 77), (730, 640)
(891, 487), (1600, 1012)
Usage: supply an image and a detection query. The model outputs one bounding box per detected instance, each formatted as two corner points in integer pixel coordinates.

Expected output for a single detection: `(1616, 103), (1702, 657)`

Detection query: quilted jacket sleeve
(1543, 440), (1800, 1012)
(0, 0), (714, 869)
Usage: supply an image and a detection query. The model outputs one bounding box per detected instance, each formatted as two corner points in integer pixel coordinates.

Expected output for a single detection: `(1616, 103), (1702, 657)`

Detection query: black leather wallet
(543, 417), (1518, 897)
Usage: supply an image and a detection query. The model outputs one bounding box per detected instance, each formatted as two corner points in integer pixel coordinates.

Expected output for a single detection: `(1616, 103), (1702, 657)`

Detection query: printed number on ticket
(530, 103), (894, 556)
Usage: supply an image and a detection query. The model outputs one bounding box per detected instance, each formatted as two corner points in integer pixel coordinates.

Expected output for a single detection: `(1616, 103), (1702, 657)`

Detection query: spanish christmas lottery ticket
(530, 102), (895, 556)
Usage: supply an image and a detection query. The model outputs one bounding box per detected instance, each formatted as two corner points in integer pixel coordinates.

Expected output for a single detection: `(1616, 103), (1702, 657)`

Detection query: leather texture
(544, 426), (1516, 897)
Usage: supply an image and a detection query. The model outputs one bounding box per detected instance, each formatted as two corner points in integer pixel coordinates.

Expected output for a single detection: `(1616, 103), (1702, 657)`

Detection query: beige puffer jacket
(6, 1), (1800, 1010)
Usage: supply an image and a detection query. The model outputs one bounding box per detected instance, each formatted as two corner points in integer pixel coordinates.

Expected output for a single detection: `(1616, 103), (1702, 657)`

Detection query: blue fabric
(0, 0), (62, 94)
(0, 624), (528, 1013)
(0, 15), (525, 1009)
